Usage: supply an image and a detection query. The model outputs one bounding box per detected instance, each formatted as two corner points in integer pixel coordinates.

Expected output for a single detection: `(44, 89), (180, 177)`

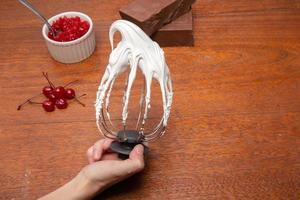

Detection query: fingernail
(104, 139), (110, 148)
(94, 151), (99, 160)
(93, 147), (100, 160)
(135, 145), (144, 155)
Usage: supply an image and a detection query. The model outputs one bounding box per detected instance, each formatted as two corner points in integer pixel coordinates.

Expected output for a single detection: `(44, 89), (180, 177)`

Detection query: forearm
(39, 171), (100, 200)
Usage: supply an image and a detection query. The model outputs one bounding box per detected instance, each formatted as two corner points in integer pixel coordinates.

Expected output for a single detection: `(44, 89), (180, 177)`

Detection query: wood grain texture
(0, 0), (300, 199)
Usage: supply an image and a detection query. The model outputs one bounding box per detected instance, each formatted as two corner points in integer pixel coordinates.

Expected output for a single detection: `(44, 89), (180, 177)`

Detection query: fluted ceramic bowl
(42, 11), (96, 64)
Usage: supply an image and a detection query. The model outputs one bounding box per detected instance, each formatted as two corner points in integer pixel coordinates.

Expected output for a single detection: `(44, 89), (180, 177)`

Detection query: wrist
(70, 170), (102, 200)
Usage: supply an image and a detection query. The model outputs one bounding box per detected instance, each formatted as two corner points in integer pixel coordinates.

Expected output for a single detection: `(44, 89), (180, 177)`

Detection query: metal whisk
(95, 20), (173, 157)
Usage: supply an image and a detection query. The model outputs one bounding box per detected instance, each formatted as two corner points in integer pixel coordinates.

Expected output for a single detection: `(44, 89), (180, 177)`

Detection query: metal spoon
(18, 0), (56, 36)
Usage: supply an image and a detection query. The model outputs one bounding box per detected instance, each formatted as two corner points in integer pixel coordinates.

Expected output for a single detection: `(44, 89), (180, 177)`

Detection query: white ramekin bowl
(42, 11), (96, 64)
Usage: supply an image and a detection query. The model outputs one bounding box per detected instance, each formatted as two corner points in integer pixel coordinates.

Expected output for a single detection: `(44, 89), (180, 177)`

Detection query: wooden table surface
(1, 0), (300, 199)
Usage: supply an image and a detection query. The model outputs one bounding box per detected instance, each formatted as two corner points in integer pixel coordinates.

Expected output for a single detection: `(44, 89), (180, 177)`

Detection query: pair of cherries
(18, 72), (85, 112)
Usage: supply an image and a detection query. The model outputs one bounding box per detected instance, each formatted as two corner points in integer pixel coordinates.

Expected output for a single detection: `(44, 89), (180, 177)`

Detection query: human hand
(39, 138), (144, 200)
(77, 139), (145, 198)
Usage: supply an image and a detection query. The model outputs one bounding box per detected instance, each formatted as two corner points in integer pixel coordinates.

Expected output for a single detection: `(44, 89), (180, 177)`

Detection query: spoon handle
(18, 0), (55, 35)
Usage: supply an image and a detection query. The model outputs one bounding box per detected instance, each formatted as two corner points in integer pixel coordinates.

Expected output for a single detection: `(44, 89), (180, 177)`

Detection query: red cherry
(47, 92), (57, 103)
(42, 86), (53, 97)
(55, 98), (68, 109)
(65, 88), (76, 99)
(42, 100), (55, 112)
(47, 16), (90, 42)
(53, 86), (66, 99)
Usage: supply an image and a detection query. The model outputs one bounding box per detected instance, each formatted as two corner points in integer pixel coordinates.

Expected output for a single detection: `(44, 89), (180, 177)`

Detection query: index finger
(89, 139), (114, 163)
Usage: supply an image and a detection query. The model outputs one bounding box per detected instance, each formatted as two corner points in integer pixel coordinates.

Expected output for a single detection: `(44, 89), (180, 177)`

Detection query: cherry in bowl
(48, 16), (90, 42)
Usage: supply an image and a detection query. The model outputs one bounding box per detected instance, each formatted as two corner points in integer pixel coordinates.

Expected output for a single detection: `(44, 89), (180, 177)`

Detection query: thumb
(117, 144), (145, 175)
(129, 144), (144, 161)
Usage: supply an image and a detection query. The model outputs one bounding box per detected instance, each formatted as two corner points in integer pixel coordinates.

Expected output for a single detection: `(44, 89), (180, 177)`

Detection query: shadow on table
(93, 172), (144, 200)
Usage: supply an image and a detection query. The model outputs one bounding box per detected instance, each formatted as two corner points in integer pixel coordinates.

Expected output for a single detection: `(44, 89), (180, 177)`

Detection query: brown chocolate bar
(152, 10), (194, 47)
(119, 0), (196, 35)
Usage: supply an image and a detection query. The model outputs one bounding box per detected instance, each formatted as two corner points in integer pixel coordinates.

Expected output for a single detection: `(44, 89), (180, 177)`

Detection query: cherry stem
(17, 93), (41, 110)
(28, 101), (43, 105)
(64, 80), (79, 88)
(42, 72), (55, 88)
(74, 94), (87, 107)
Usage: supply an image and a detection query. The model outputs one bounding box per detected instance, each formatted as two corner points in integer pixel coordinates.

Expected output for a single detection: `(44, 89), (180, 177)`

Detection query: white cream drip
(95, 20), (173, 132)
